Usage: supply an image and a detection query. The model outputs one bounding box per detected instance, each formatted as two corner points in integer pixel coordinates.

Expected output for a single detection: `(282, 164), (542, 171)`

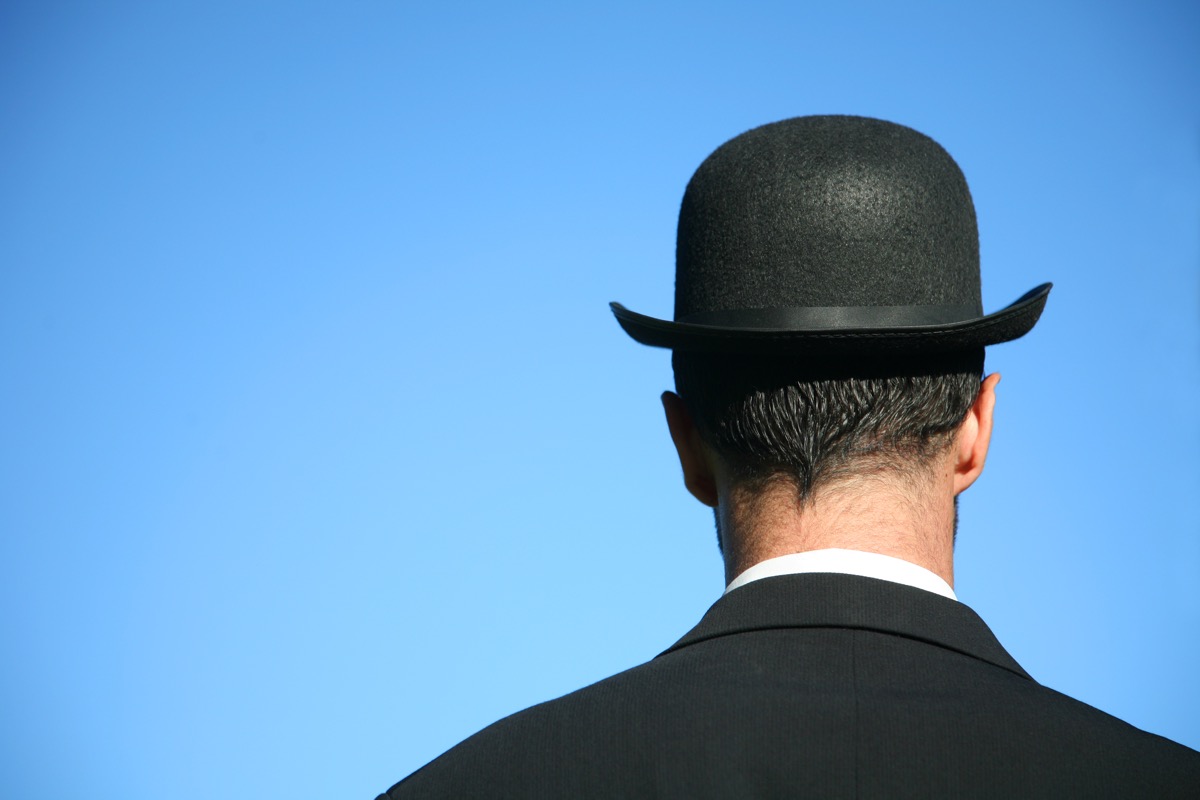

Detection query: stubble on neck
(718, 462), (958, 589)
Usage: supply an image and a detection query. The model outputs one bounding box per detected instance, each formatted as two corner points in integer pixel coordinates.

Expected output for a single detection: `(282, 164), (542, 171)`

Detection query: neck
(719, 469), (956, 588)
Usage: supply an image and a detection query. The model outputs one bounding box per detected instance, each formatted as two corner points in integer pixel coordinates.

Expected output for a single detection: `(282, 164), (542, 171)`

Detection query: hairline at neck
(717, 462), (958, 588)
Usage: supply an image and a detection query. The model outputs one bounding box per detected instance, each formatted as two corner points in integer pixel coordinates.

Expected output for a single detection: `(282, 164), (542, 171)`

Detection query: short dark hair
(672, 349), (985, 500)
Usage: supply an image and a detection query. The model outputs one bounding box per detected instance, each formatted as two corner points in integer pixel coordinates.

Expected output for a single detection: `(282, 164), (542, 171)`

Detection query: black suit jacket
(380, 574), (1200, 798)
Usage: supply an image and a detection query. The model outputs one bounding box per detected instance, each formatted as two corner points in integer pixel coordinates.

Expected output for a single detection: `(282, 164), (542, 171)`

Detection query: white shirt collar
(724, 548), (957, 601)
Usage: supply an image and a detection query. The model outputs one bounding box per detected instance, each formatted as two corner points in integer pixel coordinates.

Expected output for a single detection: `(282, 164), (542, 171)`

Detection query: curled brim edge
(610, 283), (1052, 356)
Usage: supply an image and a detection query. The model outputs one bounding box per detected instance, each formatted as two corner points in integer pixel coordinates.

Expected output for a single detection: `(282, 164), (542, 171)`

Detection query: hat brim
(611, 283), (1051, 356)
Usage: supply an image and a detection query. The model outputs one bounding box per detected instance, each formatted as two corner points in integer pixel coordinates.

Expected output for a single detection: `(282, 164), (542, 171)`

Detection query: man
(380, 116), (1200, 797)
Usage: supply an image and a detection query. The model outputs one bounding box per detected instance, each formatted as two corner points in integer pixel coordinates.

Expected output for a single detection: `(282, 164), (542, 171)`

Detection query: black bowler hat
(611, 115), (1050, 356)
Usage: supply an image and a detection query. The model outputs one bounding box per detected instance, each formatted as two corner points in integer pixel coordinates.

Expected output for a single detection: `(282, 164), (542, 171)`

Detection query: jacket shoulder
(377, 657), (669, 799)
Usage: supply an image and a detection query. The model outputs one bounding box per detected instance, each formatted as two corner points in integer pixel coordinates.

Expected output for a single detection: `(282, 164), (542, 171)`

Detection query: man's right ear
(953, 372), (1000, 496)
(661, 391), (719, 508)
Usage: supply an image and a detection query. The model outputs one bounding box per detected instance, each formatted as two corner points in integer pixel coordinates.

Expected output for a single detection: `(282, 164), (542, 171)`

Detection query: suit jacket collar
(661, 573), (1032, 681)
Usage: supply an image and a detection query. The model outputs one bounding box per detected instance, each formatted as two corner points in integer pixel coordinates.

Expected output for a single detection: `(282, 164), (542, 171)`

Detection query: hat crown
(674, 116), (983, 320)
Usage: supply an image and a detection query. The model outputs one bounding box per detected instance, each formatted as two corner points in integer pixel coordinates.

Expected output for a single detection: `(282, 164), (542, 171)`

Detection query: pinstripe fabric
(380, 574), (1200, 799)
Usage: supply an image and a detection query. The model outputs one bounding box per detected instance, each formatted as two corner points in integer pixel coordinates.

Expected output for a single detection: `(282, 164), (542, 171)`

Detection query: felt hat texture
(611, 115), (1050, 355)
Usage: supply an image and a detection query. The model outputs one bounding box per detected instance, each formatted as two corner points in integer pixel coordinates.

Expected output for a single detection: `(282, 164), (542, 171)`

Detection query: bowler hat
(611, 115), (1050, 355)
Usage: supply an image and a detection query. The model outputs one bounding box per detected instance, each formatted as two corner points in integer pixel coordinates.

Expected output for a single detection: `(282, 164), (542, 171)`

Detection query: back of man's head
(611, 116), (1049, 566)
(672, 349), (985, 501)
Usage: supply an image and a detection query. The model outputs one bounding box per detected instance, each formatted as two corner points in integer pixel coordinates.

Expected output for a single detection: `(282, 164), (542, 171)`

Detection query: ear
(953, 373), (1001, 496)
(662, 391), (719, 507)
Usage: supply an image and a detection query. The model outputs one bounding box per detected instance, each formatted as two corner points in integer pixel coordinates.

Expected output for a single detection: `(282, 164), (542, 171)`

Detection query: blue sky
(2, 2), (1198, 797)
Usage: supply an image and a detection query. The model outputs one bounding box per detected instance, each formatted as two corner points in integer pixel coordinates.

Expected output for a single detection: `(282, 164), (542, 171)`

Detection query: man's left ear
(953, 373), (1000, 496)
(662, 391), (720, 508)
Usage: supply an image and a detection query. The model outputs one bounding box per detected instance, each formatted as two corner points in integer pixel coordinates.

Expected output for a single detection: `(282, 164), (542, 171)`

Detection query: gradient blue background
(2, 2), (1197, 798)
